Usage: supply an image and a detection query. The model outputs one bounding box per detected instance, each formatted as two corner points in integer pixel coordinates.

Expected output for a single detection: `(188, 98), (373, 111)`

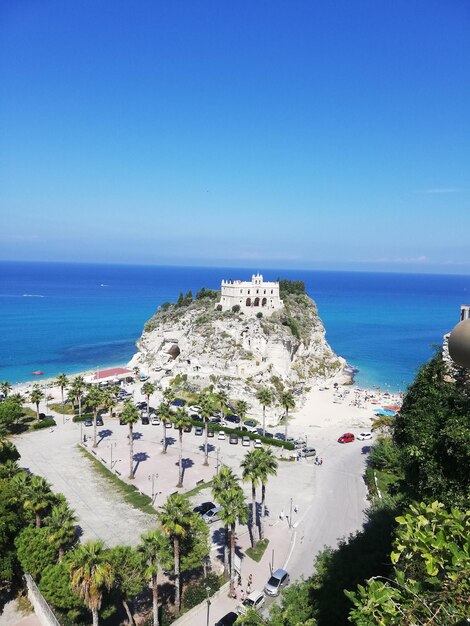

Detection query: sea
(1, 261), (469, 391)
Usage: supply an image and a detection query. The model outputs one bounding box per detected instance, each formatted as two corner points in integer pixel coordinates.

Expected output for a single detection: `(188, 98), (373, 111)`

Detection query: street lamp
(205, 586), (211, 626)
(109, 442), (117, 468)
(148, 473), (158, 504)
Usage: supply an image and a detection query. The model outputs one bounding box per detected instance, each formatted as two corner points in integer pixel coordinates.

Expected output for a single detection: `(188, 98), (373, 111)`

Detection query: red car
(338, 432), (355, 444)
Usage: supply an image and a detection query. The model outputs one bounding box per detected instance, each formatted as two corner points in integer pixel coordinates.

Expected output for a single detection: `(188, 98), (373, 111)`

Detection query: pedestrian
(240, 588), (245, 601)
(320, 458), (323, 465)
(247, 574), (253, 593)
(280, 510), (284, 520)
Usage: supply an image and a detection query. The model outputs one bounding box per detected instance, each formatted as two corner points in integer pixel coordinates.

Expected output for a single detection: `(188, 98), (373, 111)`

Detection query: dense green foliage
(15, 526), (57, 580)
(277, 279), (306, 296)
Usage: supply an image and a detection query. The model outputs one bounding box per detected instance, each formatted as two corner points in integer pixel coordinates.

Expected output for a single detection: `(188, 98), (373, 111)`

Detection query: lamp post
(109, 442), (117, 468)
(205, 586), (211, 626)
(148, 473), (158, 503)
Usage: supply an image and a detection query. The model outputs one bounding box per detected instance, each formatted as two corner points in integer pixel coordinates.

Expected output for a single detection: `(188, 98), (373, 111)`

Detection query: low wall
(171, 581), (230, 626)
(25, 574), (61, 626)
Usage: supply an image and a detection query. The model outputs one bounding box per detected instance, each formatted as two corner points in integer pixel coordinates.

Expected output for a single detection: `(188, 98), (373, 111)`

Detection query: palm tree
(158, 494), (191, 613)
(171, 408), (192, 488)
(55, 373), (69, 408)
(211, 466), (238, 577)
(120, 401), (140, 479)
(279, 390), (295, 440)
(45, 501), (77, 560)
(86, 386), (104, 448)
(199, 393), (213, 466)
(256, 448), (278, 540)
(23, 475), (53, 527)
(162, 387), (175, 405)
(217, 389), (229, 421)
(139, 529), (167, 626)
(142, 381), (156, 415)
(102, 386), (119, 419)
(241, 449), (261, 547)
(158, 401), (172, 454)
(237, 399), (249, 422)
(70, 375), (86, 418)
(221, 487), (248, 596)
(256, 387), (273, 437)
(30, 385), (45, 421)
(69, 540), (114, 626)
(0, 381), (12, 397)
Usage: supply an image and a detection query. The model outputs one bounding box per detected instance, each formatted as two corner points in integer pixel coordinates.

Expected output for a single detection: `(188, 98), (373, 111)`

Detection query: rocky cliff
(129, 287), (351, 400)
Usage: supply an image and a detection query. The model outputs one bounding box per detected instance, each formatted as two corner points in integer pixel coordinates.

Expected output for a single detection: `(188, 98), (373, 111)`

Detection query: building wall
(217, 274), (284, 314)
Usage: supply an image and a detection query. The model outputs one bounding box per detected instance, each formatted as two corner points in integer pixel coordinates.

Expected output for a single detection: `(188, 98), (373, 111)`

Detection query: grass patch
(183, 480), (213, 499)
(245, 538), (269, 562)
(375, 469), (400, 496)
(49, 403), (75, 415)
(77, 445), (157, 516)
(20, 407), (37, 420)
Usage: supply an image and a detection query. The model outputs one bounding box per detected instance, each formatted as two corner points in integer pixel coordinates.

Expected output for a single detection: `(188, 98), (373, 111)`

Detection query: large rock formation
(129, 288), (351, 401)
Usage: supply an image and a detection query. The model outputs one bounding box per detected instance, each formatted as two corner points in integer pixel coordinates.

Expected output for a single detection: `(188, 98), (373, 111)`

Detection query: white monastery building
(217, 274), (284, 315)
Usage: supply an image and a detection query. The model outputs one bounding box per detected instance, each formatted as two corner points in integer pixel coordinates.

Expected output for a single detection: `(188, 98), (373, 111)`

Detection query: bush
(232, 304), (241, 313)
(30, 417), (56, 430)
(256, 311), (263, 319)
(182, 573), (223, 611)
(15, 527), (56, 581)
(369, 437), (401, 472)
(72, 414), (93, 422)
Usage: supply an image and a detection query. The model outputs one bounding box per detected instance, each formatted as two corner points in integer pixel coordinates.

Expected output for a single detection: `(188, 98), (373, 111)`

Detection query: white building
(216, 274), (284, 315)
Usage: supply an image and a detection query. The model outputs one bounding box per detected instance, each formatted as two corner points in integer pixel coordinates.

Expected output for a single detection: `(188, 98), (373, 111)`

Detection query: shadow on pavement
(133, 451), (150, 475)
(97, 429), (113, 444)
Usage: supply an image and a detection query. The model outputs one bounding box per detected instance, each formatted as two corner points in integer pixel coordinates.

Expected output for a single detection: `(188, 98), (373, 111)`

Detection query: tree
(15, 526), (57, 581)
(217, 390), (229, 421)
(256, 387), (273, 437)
(142, 381), (156, 415)
(120, 401), (140, 479)
(256, 447), (278, 540)
(346, 501), (470, 625)
(241, 449), (261, 547)
(158, 401), (172, 454)
(30, 384), (45, 421)
(102, 386), (119, 419)
(0, 398), (23, 435)
(69, 376), (86, 418)
(55, 374), (69, 408)
(86, 386), (104, 448)
(0, 476), (27, 585)
(268, 581), (316, 626)
(0, 380), (12, 397)
(171, 408), (193, 487)
(199, 393), (214, 466)
(279, 391), (295, 440)
(69, 540), (114, 626)
(139, 529), (168, 626)
(237, 400), (249, 422)
(0, 438), (20, 464)
(108, 545), (146, 626)
(212, 466), (238, 577)
(23, 474), (54, 527)
(214, 475), (248, 595)
(234, 608), (265, 625)
(158, 494), (192, 613)
(44, 501), (77, 560)
(39, 560), (85, 622)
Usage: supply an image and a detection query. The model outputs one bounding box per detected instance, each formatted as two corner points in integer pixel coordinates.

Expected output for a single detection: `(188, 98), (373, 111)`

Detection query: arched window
(262, 297), (267, 306)
(254, 297), (260, 307)
(246, 297), (251, 307)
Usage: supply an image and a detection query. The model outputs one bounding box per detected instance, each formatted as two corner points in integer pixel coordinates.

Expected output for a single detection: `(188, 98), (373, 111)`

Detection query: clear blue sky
(1, 1), (469, 273)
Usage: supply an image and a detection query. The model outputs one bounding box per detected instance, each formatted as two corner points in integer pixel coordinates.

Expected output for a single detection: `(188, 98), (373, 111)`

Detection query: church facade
(216, 274), (284, 315)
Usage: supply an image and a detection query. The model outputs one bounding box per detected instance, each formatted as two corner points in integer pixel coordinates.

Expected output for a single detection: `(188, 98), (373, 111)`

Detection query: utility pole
(148, 473), (158, 504)
(289, 497), (293, 529)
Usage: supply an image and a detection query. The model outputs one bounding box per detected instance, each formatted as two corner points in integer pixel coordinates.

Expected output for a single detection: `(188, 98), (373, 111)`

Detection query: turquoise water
(0, 261), (468, 390)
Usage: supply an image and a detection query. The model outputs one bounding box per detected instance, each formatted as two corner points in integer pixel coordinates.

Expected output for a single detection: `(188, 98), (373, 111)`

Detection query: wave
(22, 294), (45, 298)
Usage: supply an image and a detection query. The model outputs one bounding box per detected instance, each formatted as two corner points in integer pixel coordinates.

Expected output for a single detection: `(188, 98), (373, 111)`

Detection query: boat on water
(32, 370), (44, 376)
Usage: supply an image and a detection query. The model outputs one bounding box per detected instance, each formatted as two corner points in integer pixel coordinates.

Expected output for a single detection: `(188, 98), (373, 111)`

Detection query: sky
(1, 1), (469, 273)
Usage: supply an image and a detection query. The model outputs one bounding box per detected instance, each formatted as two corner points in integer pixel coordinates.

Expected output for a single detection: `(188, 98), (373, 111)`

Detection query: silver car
(201, 506), (223, 523)
(264, 568), (290, 596)
(301, 446), (317, 457)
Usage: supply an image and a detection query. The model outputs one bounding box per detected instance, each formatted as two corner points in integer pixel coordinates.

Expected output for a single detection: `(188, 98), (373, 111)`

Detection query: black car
(193, 501), (215, 516)
(191, 413), (203, 422)
(171, 398), (186, 407)
(96, 417), (104, 426)
(229, 433), (239, 444)
(84, 418), (93, 427)
(141, 416), (149, 425)
(135, 401), (146, 410)
(225, 414), (240, 424)
(215, 612), (238, 626)
(183, 424), (192, 433)
(207, 429), (215, 438)
(209, 415), (221, 423)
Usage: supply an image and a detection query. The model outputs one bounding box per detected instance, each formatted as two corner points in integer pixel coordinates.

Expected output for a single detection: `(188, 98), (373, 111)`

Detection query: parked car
(207, 429), (214, 438)
(357, 432), (372, 440)
(141, 411), (148, 419)
(195, 426), (204, 436)
(294, 439), (307, 449)
(188, 404), (202, 414)
(229, 433), (239, 444)
(165, 421), (172, 429)
(225, 414), (240, 424)
(242, 435), (251, 447)
(191, 413), (203, 422)
(244, 419), (257, 428)
(171, 398), (186, 407)
(236, 590), (265, 615)
(209, 415), (221, 423)
(84, 418), (93, 427)
(183, 424), (192, 433)
(218, 431), (226, 440)
(263, 431), (274, 438)
(253, 439), (263, 448)
(96, 417), (104, 426)
(215, 612), (238, 626)
(202, 506), (223, 523)
(141, 415), (149, 425)
(338, 432), (355, 444)
(151, 415), (160, 425)
(301, 446), (317, 457)
(193, 501), (215, 516)
(135, 401), (146, 410)
(264, 569), (290, 597)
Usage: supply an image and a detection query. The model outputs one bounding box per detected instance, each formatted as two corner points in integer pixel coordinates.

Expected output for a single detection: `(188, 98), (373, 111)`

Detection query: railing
(25, 573), (61, 626)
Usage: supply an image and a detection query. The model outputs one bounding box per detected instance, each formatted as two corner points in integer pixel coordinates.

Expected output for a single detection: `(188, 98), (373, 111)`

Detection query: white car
(237, 591), (265, 615)
(165, 421), (172, 429)
(188, 405), (202, 414)
(218, 431), (226, 440)
(242, 436), (251, 447)
(253, 439), (263, 448)
(151, 415), (160, 425)
(357, 432), (372, 440)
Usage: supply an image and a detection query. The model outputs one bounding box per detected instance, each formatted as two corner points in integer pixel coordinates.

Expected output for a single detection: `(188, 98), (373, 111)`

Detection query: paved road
(13, 417), (155, 547)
